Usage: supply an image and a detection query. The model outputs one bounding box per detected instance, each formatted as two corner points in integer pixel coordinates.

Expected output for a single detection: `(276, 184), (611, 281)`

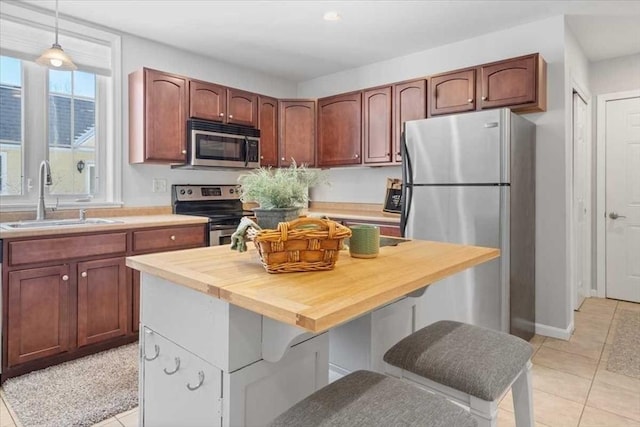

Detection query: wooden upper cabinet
(77, 257), (127, 347)
(393, 79), (426, 163)
(479, 53), (547, 113)
(278, 100), (316, 167)
(317, 92), (362, 167)
(129, 68), (188, 164)
(227, 88), (258, 127)
(429, 69), (476, 116)
(7, 265), (71, 367)
(258, 96), (278, 167)
(190, 82), (258, 127)
(189, 80), (226, 121)
(363, 86), (392, 164)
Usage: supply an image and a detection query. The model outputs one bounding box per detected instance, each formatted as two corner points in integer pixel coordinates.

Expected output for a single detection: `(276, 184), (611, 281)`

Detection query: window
(0, 3), (121, 209)
(0, 55), (23, 196)
(48, 69), (97, 195)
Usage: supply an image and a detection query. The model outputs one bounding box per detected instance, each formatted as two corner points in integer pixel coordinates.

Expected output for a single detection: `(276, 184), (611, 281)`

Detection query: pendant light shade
(36, 0), (77, 70)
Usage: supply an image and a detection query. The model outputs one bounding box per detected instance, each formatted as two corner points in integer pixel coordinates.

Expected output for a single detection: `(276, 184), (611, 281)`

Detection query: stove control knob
(187, 189), (193, 195)
(229, 188), (234, 194)
(180, 189), (186, 195)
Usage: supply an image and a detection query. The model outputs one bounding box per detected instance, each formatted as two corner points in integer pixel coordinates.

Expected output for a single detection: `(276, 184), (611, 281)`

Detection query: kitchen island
(127, 240), (499, 426)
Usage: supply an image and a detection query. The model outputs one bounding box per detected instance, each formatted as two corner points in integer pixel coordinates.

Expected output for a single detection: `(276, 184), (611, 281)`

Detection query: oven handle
(244, 136), (249, 167)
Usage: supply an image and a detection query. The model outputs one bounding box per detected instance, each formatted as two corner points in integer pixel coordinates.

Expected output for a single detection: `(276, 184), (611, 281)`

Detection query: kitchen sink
(0, 218), (123, 230)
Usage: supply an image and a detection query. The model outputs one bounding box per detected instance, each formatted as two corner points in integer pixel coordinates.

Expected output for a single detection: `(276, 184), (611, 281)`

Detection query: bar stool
(384, 321), (534, 427)
(269, 370), (477, 427)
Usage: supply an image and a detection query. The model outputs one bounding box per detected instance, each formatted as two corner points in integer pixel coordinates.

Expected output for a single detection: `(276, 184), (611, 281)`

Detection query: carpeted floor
(2, 343), (138, 427)
(607, 309), (640, 378)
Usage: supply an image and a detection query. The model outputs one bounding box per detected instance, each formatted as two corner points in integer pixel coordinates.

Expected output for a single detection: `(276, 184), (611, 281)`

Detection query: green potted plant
(238, 162), (327, 229)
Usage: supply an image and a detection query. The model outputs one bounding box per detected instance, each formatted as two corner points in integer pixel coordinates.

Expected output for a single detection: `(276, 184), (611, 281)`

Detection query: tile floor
(0, 297), (638, 427)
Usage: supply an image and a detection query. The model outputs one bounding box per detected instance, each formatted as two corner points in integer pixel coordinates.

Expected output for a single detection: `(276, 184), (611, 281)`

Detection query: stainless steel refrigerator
(401, 108), (535, 340)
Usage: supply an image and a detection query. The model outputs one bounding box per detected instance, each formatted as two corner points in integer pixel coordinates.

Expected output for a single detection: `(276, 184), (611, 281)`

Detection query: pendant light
(36, 0), (77, 70)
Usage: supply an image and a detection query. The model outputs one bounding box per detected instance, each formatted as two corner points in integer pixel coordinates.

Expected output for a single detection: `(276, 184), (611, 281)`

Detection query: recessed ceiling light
(323, 11), (341, 21)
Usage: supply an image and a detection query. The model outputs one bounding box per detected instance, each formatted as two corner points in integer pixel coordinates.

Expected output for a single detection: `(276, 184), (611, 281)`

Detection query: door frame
(570, 89), (591, 310)
(595, 89), (640, 297)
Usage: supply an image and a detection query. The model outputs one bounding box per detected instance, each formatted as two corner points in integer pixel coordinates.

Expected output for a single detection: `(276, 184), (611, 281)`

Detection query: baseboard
(535, 321), (574, 340)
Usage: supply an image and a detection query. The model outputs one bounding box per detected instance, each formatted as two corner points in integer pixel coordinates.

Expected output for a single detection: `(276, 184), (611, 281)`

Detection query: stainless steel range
(172, 184), (248, 246)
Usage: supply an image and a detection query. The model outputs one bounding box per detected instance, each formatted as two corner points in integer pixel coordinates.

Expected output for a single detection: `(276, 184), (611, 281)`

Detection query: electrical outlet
(152, 178), (167, 193)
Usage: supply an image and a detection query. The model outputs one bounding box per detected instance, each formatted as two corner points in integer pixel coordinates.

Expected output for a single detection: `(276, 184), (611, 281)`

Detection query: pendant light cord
(55, 0), (59, 45)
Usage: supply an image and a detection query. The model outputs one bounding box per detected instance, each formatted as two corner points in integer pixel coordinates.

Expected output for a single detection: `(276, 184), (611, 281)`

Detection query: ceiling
(19, 0), (640, 82)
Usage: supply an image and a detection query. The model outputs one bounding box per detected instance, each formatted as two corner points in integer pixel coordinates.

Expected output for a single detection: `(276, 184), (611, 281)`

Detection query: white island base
(138, 274), (329, 427)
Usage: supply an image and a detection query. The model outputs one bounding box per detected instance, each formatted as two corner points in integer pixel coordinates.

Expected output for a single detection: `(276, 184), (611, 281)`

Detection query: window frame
(0, 13), (121, 211)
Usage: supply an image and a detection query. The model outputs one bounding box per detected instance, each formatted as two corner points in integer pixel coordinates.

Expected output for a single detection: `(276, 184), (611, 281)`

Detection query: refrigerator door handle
(401, 130), (413, 237)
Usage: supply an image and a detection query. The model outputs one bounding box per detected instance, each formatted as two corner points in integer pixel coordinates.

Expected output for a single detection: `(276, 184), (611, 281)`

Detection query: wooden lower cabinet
(1, 224), (207, 381)
(7, 265), (71, 367)
(77, 257), (127, 347)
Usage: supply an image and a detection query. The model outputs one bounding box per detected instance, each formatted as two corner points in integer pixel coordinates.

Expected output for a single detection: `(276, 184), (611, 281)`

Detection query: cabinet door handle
(467, 98), (473, 103)
(62, 274), (69, 281)
(144, 344), (160, 361)
(260, 155), (264, 160)
(219, 112), (225, 117)
(396, 152), (402, 156)
(81, 272), (87, 278)
(228, 114), (233, 119)
(386, 152), (390, 156)
(187, 371), (205, 391)
(281, 157), (285, 161)
(163, 357), (181, 375)
(181, 149), (187, 154)
(354, 154), (359, 159)
(170, 235), (176, 241)
(482, 96), (488, 101)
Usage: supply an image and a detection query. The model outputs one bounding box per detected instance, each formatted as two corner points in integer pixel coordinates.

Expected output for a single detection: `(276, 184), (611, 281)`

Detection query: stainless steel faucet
(36, 160), (52, 221)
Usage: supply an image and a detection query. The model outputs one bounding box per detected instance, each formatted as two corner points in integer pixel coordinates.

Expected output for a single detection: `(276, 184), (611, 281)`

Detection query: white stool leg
(512, 360), (534, 427)
(469, 396), (497, 427)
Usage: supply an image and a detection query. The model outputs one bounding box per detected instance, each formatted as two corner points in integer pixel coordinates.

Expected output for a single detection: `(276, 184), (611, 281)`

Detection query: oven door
(209, 225), (237, 246)
(191, 130), (259, 168)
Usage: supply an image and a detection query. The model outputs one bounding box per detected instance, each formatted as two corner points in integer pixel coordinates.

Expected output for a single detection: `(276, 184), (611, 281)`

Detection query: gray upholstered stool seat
(384, 320), (532, 401)
(384, 321), (534, 427)
(269, 370), (477, 427)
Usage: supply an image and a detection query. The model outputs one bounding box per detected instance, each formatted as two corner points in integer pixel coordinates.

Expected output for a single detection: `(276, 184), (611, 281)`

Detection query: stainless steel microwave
(187, 119), (260, 168)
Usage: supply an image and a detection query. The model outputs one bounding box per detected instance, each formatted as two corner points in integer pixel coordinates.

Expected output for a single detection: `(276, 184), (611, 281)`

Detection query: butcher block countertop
(0, 214), (209, 239)
(126, 240), (499, 333)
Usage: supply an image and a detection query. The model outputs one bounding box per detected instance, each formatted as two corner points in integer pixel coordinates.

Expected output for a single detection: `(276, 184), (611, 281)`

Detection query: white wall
(589, 54), (640, 95)
(301, 16), (570, 334)
(121, 34), (297, 207)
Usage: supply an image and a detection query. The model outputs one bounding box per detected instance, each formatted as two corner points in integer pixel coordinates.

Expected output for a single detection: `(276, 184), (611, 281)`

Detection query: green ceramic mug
(349, 225), (380, 259)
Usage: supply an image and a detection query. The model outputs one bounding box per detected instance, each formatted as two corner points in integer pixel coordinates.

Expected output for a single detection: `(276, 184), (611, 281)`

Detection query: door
(258, 96), (278, 166)
(404, 109), (506, 185)
(190, 80), (226, 122)
(317, 92), (362, 166)
(363, 86), (392, 164)
(479, 55), (536, 109)
(406, 186), (504, 332)
(429, 69), (476, 116)
(278, 100), (316, 166)
(393, 79), (426, 163)
(572, 92), (589, 309)
(606, 96), (640, 302)
(145, 69), (188, 162)
(142, 329), (222, 427)
(7, 265), (70, 367)
(227, 88), (258, 127)
(77, 257), (127, 347)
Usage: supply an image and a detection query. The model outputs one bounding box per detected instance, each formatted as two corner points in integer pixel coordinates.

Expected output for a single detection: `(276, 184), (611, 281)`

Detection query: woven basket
(247, 217), (352, 273)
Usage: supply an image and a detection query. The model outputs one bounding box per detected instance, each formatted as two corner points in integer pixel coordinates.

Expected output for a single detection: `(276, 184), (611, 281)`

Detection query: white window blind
(0, 2), (117, 76)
